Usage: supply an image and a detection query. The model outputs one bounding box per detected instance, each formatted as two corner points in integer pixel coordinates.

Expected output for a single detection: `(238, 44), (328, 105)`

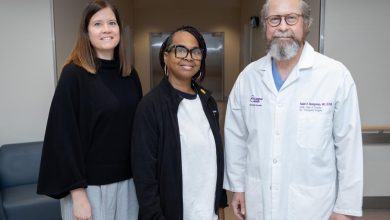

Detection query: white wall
(363, 144), (390, 196)
(0, 0), (55, 147)
(323, 0), (390, 127)
(322, 0), (390, 197)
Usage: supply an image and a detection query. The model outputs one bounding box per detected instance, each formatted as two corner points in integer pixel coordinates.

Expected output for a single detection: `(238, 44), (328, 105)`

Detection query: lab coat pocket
(297, 113), (331, 149)
(288, 183), (335, 220)
(245, 176), (264, 220)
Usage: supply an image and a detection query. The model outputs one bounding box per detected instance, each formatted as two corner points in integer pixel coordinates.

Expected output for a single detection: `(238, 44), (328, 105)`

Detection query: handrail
(362, 125), (390, 133)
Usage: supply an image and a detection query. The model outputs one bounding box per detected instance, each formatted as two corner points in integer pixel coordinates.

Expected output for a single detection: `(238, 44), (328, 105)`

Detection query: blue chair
(0, 141), (61, 220)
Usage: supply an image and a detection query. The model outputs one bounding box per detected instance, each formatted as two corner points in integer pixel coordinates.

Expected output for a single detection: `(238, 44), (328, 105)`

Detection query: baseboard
(363, 196), (390, 209)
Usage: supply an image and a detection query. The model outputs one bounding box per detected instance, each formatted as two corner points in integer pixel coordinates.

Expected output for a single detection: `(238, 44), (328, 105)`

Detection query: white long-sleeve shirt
(223, 42), (363, 220)
(178, 95), (218, 220)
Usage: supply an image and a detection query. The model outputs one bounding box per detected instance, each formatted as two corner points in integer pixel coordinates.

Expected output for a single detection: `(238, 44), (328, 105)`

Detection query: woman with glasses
(131, 25), (227, 220)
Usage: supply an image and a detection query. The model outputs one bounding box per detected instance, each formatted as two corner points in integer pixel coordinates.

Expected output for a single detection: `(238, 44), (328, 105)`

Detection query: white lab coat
(223, 43), (363, 220)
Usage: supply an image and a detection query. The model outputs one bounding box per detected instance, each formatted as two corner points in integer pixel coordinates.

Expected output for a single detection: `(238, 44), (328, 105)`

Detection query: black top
(37, 59), (143, 199)
(131, 77), (227, 220)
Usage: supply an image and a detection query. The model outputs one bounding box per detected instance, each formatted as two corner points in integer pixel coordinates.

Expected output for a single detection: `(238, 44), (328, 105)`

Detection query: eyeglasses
(166, 45), (203, 60)
(265, 13), (302, 27)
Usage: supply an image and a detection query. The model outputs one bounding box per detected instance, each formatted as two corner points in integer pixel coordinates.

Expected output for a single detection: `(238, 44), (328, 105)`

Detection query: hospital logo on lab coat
(250, 95), (263, 106)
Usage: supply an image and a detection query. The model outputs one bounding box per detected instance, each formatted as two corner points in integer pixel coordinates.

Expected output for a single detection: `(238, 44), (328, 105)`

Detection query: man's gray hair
(260, 0), (313, 34)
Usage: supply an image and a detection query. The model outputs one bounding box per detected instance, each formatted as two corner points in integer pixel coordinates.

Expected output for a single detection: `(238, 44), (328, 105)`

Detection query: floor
(223, 192), (390, 220)
(224, 207), (390, 220)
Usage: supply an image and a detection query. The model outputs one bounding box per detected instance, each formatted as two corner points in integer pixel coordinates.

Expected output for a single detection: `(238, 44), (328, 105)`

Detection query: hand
(218, 208), (225, 220)
(231, 192), (246, 220)
(330, 212), (356, 220)
(71, 188), (92, 220)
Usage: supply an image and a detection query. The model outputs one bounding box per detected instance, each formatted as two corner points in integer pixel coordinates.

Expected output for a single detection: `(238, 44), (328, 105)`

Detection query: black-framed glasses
(265, 13), (302, 27)
(166, 45), (203, 60)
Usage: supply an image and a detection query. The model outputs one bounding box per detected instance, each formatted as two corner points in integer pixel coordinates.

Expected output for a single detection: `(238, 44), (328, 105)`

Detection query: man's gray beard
(267, 31), (302, 61)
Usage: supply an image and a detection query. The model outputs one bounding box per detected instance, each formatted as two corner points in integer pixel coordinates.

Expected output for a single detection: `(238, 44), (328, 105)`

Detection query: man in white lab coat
(223, 0), (363, 219)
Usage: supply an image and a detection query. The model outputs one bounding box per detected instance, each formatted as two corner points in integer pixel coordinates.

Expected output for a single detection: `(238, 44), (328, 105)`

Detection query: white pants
(60, 179), (138, 220)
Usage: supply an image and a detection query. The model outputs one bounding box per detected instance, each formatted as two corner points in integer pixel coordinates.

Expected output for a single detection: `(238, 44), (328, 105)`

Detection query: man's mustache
(272, 31), (295, 38)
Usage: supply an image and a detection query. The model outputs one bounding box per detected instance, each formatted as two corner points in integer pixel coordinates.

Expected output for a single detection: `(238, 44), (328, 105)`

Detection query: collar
(159, 77), (212, 104)
(297, 41), (315, 70)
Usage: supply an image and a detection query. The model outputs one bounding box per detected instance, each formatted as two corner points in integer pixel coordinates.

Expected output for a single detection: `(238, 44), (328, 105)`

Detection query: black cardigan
(37, 60), (142, 199)
(131, 77), (227, 220)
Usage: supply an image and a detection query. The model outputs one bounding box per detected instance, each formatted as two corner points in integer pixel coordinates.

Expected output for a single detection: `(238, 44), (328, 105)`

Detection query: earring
(164, 65), (168, 77)
(196, 71), (202, 81)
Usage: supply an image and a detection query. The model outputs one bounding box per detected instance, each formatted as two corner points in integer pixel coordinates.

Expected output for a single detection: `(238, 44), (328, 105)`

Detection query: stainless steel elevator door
(150, 32), (224, 100)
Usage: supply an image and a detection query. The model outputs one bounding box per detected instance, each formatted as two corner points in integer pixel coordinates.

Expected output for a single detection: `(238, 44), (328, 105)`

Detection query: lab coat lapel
(257, 54), (279, 96)
(279, 42), (316, 92)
